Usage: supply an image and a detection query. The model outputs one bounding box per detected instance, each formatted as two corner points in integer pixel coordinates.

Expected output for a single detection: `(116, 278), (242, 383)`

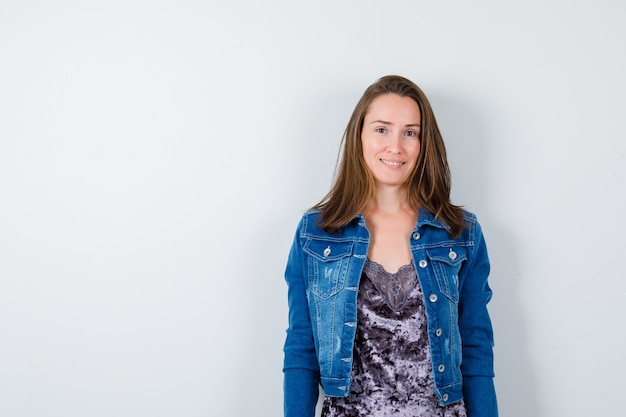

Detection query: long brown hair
(312, 75), (466, 237)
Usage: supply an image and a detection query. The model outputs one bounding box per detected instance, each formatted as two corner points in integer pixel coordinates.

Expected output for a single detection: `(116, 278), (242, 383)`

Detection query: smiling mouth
(380, 159), (404, 167)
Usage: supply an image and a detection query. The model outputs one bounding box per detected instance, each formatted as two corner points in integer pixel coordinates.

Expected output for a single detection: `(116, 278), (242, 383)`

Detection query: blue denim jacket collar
(416, 208), (451, 230)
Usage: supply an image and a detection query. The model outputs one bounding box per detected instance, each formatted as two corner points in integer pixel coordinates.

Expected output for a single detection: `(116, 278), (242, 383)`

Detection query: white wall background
(1, 1), (624, 416)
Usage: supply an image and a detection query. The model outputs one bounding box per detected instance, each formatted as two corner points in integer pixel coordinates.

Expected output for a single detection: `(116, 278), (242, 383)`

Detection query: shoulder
(461, 209), (481, 236)
(297, 209), (322, 229)
(294, 210), (326, 237)
(460, 209), (485, 237)
(461, 209), (477, 225)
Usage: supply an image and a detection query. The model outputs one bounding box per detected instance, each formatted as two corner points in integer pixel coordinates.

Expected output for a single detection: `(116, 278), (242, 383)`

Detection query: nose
(388, 132), (402, 154)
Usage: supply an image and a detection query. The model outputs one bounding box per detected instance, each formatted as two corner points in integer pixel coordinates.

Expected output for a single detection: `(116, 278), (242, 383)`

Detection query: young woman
(283, 75), (497, 417)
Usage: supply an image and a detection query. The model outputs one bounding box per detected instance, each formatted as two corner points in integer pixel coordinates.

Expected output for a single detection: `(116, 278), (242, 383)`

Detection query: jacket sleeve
(283, 219), (320, 417)
(458, 219), (498, 417)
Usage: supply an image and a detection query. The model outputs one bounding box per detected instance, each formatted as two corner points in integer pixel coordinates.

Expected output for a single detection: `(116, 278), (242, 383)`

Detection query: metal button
(449, 249), (457, 260)
(418, 259), (427, 268)
(412, 232), (420, 240)
(442, 393), (449, 401)
(438, 364), (445, 372)
(323, 246), (331, 257)
(435, 328), (443, 337)
(429, 294), (438, 303)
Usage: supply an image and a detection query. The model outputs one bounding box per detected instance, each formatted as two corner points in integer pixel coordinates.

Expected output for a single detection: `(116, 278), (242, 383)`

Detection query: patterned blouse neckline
(363, 259), (418, 311)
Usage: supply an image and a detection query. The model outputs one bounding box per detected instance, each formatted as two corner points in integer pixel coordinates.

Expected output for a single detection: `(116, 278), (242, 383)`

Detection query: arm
(283, 223), (320, 417)
(458, 219), (498, 417)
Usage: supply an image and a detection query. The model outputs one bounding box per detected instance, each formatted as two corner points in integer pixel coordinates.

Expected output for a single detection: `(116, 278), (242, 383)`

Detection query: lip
(380, 158), (405, 167)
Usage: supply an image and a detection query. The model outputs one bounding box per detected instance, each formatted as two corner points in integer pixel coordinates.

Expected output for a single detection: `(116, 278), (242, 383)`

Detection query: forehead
(364, 94), (421, 122)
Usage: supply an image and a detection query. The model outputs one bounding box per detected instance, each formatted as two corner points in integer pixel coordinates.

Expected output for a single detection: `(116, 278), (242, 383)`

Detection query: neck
(365, 185), (413, 216)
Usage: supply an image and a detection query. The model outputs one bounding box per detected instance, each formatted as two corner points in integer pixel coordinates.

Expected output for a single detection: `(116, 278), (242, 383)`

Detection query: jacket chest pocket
(425, 246), (467, 303)
(303, 239), (354, 299)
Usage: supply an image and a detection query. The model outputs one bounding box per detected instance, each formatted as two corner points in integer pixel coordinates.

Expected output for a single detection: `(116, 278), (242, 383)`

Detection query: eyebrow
(369, 119), (421, 127)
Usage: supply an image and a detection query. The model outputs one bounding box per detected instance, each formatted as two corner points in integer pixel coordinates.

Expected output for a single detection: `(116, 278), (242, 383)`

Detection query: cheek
(407, 141), (421, 158)
(361, 136), (380, 156)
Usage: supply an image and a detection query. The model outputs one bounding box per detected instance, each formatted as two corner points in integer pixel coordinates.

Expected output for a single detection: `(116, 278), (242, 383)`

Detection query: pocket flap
(426, 246), (467, 266)
(303, 239), (354, 262)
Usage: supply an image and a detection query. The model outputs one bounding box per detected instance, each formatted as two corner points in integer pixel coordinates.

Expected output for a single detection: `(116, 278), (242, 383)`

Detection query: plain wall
(1, 1), (625, 416)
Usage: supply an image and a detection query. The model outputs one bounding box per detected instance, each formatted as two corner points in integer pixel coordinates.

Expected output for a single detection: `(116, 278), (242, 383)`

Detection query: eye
(405, 130), (417, 137)
(375, 127), (387, 134)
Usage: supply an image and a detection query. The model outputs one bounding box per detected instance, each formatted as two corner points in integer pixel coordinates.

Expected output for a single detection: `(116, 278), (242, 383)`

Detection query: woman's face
(361, 94), (421, 189)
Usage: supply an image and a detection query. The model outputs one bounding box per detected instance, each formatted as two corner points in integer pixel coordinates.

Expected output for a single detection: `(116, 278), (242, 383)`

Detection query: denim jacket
(283, 209), (497, 417)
